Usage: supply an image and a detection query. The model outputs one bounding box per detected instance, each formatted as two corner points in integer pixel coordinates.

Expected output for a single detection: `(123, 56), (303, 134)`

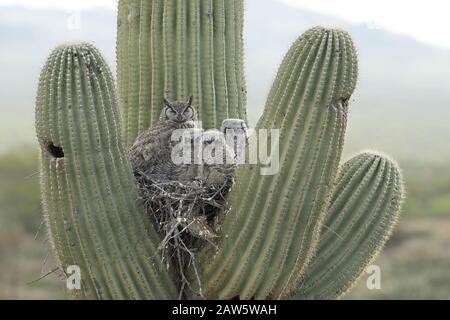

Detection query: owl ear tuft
(187, 95), (194, 106)
(163, 97), (172, 107)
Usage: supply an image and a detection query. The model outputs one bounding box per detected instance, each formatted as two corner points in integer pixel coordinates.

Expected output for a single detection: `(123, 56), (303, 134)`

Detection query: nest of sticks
(135, 171), (233, 298)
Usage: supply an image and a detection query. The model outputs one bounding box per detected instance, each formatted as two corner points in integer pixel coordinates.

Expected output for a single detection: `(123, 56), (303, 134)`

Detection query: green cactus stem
(292, 151), (404, 299)
(35, 43), (178, 299)
(117, 0), (247, 146)
(35, 0), (406, 300)
(193, 27), (358, 300)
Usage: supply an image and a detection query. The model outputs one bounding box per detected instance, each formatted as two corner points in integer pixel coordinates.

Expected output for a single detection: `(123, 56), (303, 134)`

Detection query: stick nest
(135, 171), (232, 298)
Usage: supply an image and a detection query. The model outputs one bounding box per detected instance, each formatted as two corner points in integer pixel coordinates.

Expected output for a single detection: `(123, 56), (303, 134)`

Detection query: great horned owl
(129, 96), (247, 187)
(128, 96), (197, 181)
(176, 129), (238, 187)
(129, 96), (248, 242)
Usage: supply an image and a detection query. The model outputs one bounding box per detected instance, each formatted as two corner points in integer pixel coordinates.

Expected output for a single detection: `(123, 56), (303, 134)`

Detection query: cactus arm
(37, 48), (93, 299)
(192, 27), (358, 300)
(149, 1), (165, 126)
(198, 0), (215, 129)
(292, 152), (404, 299)
(117, 0), (247, 146)
(212, 0), (227, 125)
(175, 1), (187, 99)
(235, 0), (247, 121)
(125, 0), (142, 146)
(187, 0), (202, 124)
(138, 0), (153, 135)
(116, 0), (129, 139)
(36, 43), (178, 299)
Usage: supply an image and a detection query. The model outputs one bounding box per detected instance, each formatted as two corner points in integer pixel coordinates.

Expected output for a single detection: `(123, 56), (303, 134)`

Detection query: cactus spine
(36, 43), (177, 299)
(117, 0), (247, 146)
(193, 27), (358, 300)
(293, 151), (403, 299)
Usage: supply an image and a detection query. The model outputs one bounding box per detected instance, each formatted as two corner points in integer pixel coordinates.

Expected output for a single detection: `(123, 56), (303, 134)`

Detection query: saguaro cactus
(117, 0), (247, 145)
(293, 151), (403, 299)
(35, 0), (404, 300)
(36, 43), (177, 299)
(193, 27), (358, 300)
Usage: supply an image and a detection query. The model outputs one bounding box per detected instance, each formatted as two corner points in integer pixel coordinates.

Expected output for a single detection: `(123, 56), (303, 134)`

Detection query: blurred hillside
(245, 0), (450, 166)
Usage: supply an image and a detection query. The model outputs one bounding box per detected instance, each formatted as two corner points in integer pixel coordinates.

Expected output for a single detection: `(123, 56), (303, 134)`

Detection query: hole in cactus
(46, 142), (64, 158)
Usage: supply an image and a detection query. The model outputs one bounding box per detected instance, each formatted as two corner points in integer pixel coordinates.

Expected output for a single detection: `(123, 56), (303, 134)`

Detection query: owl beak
(177, 115), (184, 122)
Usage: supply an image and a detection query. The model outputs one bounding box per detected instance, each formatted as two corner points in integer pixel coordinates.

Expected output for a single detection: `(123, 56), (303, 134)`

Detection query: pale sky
(279, 0), (450, 49)
(0, 0), (116, 10)
(1, 0), (449, 49)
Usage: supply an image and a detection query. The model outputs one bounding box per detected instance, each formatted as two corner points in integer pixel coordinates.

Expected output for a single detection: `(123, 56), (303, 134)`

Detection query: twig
(26, 267), (59, 285)
(134, 172), (231, 298)
(34, 220), (44, 240)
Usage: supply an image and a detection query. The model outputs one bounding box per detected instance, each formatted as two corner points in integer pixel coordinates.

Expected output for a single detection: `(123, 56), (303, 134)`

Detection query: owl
(128, 96), (197, 181)
(129, 96), (247, 187)
(129, 96), (248, 241)
(175, 129), (238, 187)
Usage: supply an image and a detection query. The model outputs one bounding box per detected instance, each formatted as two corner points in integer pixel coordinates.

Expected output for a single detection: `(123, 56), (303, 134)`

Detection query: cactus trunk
(292, 151), (404, 299)
(117, 0), (247, 146)
(193, 27), (358, 300)
(36, 43), (178, 299)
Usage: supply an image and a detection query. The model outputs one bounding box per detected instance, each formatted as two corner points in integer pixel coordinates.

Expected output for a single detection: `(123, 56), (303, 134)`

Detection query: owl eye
(165, 107), (176, 118)
(183, 107), (193, 118)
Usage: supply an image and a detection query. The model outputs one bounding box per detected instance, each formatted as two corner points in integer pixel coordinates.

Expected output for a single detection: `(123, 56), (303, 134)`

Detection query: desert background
(0, 0), (449, 299)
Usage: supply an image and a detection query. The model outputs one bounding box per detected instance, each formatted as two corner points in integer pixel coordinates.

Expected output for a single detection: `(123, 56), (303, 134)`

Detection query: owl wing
(128, 123), (176, 178)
